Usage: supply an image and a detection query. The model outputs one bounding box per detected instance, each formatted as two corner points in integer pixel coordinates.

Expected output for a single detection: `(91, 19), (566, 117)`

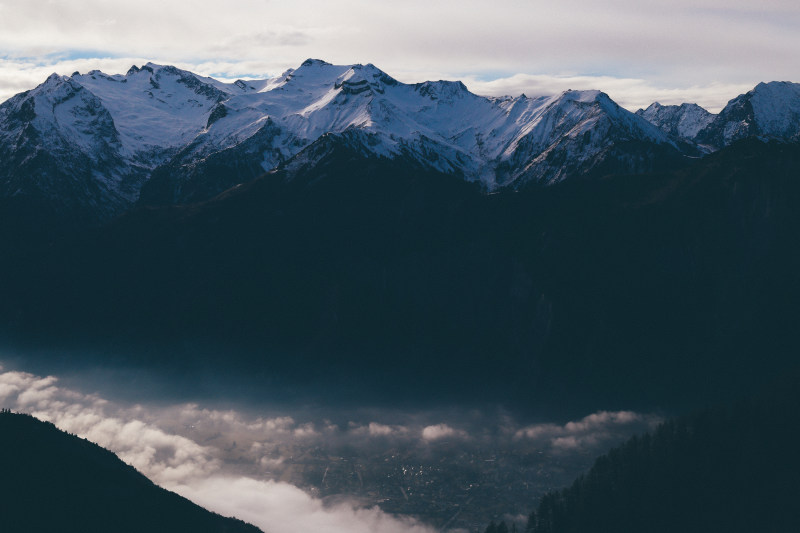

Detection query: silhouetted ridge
(0, 411), (262, 533)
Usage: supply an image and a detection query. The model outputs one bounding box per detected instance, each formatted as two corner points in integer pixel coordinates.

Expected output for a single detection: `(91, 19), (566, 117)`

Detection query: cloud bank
(514, 410), (657, 452)
(177, 477), (435, 533)
(0, 365), (437, 533)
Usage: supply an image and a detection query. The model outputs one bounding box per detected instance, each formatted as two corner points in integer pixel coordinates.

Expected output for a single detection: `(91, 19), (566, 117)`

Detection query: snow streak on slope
(72, 64), (226, 161)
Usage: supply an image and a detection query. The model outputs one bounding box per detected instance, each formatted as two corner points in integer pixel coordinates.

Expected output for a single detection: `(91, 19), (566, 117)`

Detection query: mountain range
(1, 61), (800, 412)
(3, 59), (799, 225)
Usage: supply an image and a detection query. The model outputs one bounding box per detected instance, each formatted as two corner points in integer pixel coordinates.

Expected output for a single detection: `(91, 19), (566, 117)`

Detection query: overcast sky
(1, 1), (798, 111)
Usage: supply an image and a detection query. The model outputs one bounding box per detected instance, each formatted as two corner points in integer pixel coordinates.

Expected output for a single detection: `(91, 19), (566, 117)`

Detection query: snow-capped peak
(636, 101), (715, 141)
(72, 63), (225, 157)
(44, 72), (68, 84)
(413, 79), (470, 101)
(695, 80), (800, 148)
(300, 58), (332, 67)
(749, 81), (800, 139)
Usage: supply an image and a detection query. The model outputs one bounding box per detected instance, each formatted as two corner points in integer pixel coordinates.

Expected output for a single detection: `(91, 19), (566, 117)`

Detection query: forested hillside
(522, 381), (800, 533)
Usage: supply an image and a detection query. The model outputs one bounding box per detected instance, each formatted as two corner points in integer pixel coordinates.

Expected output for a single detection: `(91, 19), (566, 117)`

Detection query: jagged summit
(44, 72), (66, 83)
(636, 101), (715, 142)
(414, 79), (470, 100)
(300, 58), (331, 67)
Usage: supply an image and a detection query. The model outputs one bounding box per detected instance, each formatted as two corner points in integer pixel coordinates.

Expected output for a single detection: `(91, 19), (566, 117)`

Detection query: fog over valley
(0, 360), (660, 531)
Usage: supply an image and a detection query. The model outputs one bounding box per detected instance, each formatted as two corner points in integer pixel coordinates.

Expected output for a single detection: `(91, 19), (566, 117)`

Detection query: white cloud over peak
(463, 74), (754, 113)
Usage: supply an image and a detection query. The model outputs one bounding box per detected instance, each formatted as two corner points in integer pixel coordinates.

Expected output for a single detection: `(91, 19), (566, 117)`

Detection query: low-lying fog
(0, 358), (661, 532)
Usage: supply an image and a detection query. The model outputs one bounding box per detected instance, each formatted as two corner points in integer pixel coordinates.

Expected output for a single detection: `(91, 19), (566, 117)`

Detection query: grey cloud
(462, 73), (755, 113)
(209, 30), (312, 57)
(421, 423), (467, 441)
(348, 421), (410, 437)
(0, 1), (797, 110)
(515, 410), (660, 453)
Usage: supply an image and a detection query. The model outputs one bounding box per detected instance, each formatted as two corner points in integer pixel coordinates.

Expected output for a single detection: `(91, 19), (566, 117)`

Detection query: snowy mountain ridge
(637, 81), (800, 150)
(1, 60), (798, 218)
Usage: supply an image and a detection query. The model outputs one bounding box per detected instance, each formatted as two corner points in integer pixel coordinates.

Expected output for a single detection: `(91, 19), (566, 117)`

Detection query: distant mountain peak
(561, 88), (604, 100)
(754, 80), (796, 91)
(694, 80), (800, 148)
(300, 58), (332, 67)
(413, 79), (470, 101)
(45, 71), (61, 81)
(636, 100), (715, 142)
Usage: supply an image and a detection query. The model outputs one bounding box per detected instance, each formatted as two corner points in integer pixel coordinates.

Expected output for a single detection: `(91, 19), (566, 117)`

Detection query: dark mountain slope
(0, 410), (261, 533)
(1, 138), (799, 413)
(525, 379), (800, 533)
